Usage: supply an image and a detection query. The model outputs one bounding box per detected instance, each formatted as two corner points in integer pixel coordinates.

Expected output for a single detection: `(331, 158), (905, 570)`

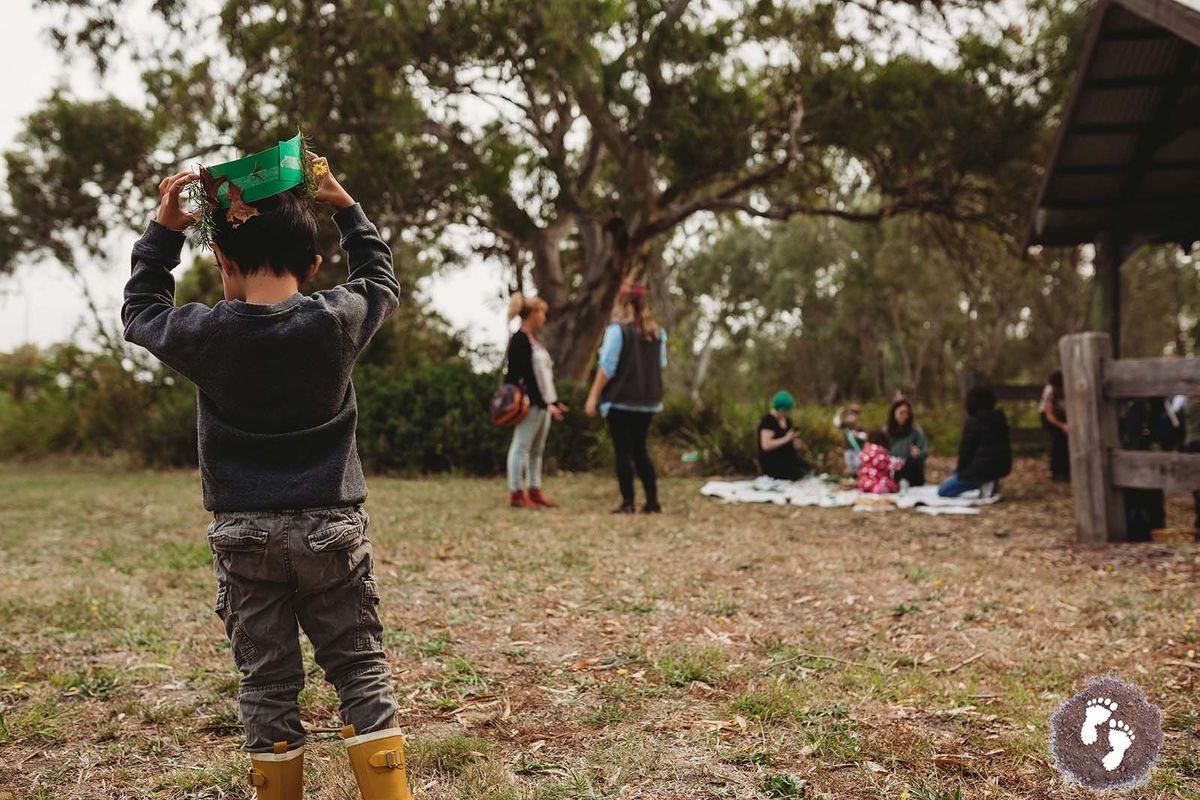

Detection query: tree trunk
(540, 216), (640, 380)
(690, 318), (721, 403)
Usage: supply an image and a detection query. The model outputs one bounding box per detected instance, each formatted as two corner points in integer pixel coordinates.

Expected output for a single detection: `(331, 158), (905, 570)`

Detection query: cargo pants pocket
(354, 577), (383, 652)
(214, 579), (261, 669)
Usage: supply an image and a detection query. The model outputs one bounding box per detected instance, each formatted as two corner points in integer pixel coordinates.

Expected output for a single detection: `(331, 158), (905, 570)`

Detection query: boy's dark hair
(212, 188), (319, 281)
(965, 386), (997, 416)
(1049, 370), (1064, 390)
(868, 429), (890, 447)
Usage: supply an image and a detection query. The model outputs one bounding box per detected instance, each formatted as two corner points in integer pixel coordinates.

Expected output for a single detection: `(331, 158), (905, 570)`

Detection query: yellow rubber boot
(248, 741), (304, 800)
(342, 724), (413, 800)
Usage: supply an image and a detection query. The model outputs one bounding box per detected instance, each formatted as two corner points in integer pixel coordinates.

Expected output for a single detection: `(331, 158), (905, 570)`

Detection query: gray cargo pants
(207, 504), (399, 753)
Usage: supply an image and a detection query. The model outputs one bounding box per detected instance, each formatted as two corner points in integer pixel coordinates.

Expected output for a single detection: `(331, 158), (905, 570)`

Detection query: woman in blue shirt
(585, 285), (668, 513)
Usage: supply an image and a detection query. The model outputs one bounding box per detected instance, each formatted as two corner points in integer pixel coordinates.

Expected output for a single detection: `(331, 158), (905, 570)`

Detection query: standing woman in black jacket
(505, 293), (566, 509)
(585, 285), (668, 513)
(938, 387), (1013, 497)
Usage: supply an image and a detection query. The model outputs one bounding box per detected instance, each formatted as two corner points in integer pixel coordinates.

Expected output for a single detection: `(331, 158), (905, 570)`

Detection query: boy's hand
(155, 172), (200, 232)
(307, 153), (355, 210)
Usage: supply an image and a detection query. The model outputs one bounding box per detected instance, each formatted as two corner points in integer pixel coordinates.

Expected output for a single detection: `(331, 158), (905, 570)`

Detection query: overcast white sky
(0, 3), (507, 354)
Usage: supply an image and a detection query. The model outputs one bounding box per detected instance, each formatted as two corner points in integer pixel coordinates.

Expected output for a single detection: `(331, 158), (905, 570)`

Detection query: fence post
(1059, 333), (1126, 543)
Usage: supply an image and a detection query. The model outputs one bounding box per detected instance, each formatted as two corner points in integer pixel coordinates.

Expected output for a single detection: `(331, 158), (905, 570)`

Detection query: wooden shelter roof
(1026, 0), (1200, 248)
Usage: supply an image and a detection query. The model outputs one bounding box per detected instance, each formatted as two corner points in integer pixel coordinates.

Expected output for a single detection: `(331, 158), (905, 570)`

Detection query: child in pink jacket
(857, 431), (904, 494)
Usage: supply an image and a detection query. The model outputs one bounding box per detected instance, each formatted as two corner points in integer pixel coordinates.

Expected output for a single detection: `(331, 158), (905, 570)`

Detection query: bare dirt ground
(1, 459), (1198, 799)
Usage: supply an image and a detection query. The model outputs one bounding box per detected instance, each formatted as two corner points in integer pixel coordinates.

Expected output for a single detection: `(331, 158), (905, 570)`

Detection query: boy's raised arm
(310, 155), (401, 352)
(121, 172), (213, 379)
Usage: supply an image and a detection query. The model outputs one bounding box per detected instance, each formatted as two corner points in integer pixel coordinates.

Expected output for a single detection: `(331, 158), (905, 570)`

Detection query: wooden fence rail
(1059, 332), (1200, 543)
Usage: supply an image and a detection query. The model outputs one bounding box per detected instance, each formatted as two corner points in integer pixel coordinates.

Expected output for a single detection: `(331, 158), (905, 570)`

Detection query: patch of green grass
(761, 773), (808, 798)
(582, 702), (626, 726)
(440, 656), (486, 688)
(605, 598), (656, 614)
(897, 562), (933, 583)
(408, 735), (492, 775)
(655, 644), (730, 687)
(708, 597), (740, 617)
(796, 703), (863, 761)
(731, 686), (799, 724)
(720, 747), (772, 765)
(417, 634), (455, 657)
(51, 668), (122, 699)
(154, 755), (243, 792)
(906, 785), (965, 800)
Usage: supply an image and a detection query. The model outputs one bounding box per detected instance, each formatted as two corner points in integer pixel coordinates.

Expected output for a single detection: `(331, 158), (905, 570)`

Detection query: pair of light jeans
(507, 406), (551, 491)
(208, 504), (398, 753)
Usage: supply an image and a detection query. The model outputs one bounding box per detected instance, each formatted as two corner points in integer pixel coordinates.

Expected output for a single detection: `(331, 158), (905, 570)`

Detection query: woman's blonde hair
(613, 285), (660, 342)
(507, 292), (549, 322)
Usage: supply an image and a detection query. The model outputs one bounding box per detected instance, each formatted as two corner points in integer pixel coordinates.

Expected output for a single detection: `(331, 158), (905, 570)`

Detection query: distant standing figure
(504, 293), (566, 509)
(858, 431), (904, 494)
(1041, 371), (1069, 482)
(886, 399), (928, 487)
(834, 403), (868, 474)
(758, 390), (810, 480)
(1186, 397), (1200, 537)
(938, 387), (1013, 497)
(585, 285), (667, 513)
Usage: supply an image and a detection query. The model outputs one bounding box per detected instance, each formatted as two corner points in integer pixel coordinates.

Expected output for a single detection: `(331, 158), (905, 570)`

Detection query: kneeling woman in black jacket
(938, 387), (1013, 497)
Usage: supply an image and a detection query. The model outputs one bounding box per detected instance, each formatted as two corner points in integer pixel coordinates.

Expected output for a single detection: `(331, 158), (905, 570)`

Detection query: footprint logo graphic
(1080, 697), (1117, 744)
(1050, 676), (1163, 790)
(1103, 719), (1135, 771)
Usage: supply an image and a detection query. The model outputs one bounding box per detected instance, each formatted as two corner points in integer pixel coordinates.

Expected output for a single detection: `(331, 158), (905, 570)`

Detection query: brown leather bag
(489, 338), (530, 426)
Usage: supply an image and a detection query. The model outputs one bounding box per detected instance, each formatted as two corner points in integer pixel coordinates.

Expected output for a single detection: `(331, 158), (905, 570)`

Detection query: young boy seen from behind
(122, 153), (412, 800)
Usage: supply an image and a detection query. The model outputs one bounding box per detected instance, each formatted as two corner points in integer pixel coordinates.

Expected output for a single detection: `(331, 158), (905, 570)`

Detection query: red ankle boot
(528, 488), (558, 508)
(510, 490), (536, 509)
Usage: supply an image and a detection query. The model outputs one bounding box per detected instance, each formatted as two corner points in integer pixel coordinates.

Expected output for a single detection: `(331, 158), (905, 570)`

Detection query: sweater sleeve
(914, 427), (928, 457)
(312, 204), (401, 353)
(956, 417), (981, 474)
(121, 220), (216, 380)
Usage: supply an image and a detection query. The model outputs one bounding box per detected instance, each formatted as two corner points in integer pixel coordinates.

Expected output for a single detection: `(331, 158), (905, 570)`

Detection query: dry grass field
(1, 460), (1199, 799)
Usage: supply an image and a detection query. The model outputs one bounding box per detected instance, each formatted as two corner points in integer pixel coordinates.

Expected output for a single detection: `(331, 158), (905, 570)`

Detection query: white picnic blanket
(698, 475), (1000, 515)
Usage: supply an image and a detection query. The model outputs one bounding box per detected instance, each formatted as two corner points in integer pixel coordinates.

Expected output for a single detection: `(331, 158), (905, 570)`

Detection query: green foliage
(353, 362), (604, 475)
(7, 0), (1089, 380)
(0, 339), (979, 473)
(0, 344), (195, 464)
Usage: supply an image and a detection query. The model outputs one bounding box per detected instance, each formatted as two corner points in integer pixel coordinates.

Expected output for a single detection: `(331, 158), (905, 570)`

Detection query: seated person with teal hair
(758, 391), (811, 480)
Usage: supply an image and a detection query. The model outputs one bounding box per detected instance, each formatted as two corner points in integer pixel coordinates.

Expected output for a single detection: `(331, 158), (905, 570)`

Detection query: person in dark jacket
(585, 284), (667, 513)
(1040, 371), (1069, 482)
(938, 387), (1013, 497)
(504, 293), (566, 509)
(758, 390), (810, 480)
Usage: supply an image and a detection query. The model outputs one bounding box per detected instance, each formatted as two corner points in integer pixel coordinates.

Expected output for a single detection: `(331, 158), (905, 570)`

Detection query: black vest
(600, 322), (663, 407)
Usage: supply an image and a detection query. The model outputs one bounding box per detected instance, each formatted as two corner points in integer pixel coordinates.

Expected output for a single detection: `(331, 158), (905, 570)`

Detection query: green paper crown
(207, 132), (307, 207)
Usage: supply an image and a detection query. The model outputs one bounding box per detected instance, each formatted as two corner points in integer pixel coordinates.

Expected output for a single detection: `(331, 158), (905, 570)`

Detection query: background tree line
(0, 0), (1198, 470)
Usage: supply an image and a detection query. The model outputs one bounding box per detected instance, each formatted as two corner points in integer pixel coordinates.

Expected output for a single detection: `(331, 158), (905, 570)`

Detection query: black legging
(1042, 412), (1070, 480)
(606, 408), (657, 506)
(897, 457), (925, 487)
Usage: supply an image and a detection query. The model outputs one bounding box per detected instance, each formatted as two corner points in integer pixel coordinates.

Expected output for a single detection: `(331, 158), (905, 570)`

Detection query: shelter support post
(1059, 332), (1126, 544)
(1091, 234), (1126, 357)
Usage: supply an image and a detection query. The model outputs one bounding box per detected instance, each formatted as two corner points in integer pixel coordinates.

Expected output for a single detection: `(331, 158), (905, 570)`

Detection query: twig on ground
(932, 651), (986, 674)
(761, 652), (878, 674)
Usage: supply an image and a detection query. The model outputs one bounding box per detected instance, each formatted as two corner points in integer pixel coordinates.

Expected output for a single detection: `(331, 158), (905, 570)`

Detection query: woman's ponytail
(507, 292), (526, 322)
(508, 292), (549, 322)
(615, 285), (660, 341)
